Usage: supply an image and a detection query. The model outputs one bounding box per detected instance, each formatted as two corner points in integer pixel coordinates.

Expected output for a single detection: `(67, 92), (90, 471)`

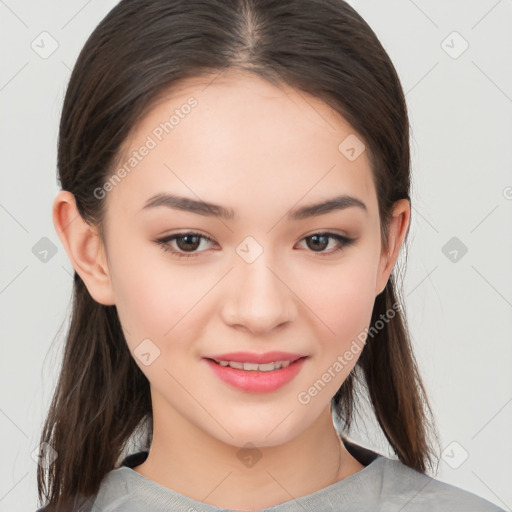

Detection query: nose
(220, 253), (297, 335)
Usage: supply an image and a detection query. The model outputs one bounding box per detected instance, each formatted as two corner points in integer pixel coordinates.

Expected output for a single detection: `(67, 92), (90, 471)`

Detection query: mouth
(202, 352), (309, 393)
(205, 351), (306, 365)
(205, 357), (305, 372)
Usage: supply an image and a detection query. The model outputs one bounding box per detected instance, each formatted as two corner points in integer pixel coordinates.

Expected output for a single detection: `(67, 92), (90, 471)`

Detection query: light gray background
(1, 1), (511, 511)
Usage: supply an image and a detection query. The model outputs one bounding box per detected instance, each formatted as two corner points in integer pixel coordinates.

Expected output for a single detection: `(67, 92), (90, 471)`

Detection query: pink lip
(203, 353), (308, 393)
(205, 351), (305, 364)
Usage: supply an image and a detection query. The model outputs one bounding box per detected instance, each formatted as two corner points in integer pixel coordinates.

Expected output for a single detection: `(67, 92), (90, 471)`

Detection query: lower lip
(204, 357), (307, 393)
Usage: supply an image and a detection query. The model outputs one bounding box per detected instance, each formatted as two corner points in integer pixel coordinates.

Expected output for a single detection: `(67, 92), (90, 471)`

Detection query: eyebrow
(140, 193), (367, 220)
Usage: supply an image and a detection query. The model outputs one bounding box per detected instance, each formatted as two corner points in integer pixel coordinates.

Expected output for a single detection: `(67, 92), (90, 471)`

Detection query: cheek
(110, 244), (219, 360)
(107, 242), (183, 346)
(299, 258), (377, 339)
(291, 261), (377, 411)
(111, 266), (197, 388)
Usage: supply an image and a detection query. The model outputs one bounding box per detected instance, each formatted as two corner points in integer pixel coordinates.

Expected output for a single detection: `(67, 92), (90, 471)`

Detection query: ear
(52, 190), (115, 305)
(374, 198), (411, 296)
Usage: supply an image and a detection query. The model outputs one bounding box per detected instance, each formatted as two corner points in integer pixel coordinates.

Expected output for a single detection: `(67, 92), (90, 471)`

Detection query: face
(98, 69), (395, 448)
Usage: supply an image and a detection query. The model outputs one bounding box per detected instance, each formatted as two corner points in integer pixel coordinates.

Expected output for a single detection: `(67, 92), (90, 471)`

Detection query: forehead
(105, 69), (377, 222)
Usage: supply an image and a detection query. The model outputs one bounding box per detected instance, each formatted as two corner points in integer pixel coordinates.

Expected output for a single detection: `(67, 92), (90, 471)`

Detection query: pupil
(178, 235), (200, 251)
(308, 235), (328, 251)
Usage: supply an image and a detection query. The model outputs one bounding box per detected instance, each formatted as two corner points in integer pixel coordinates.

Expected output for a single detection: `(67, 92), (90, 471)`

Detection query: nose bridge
(221, 242), (296, 332)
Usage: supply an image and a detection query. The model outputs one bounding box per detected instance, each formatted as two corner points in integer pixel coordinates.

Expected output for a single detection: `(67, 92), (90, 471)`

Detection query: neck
(133, 395), (364, 510)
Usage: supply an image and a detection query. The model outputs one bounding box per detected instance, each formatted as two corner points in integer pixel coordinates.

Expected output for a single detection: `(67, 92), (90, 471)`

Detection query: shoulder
(89, 467), (134, 511)
(34, 471), (138, 512)
(373, 457), (506, 511)
(35, 466), (137, 512)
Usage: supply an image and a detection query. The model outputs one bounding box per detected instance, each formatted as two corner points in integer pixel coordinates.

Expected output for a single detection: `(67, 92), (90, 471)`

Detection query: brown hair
(38, 0), (440, 510)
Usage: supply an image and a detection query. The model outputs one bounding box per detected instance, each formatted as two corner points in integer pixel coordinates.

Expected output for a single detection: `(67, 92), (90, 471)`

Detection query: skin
(53, 69), (410, 510)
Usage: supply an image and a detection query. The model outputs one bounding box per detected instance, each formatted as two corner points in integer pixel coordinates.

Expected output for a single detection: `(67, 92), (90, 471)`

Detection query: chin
(208, 414), (308, 450)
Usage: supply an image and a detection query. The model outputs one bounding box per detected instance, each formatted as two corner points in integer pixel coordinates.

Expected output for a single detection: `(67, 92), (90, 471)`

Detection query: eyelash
(154, 231), (356, 259)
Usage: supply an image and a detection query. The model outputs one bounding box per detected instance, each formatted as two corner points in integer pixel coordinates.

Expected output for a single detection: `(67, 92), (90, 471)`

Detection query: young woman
(36, 0), (505, 511)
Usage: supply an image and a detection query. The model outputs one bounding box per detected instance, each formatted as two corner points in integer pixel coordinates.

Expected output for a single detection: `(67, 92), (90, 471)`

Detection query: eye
(154, 231), (356, 259)
(154, 231), (215, 259)
(297, 232), (356, 256)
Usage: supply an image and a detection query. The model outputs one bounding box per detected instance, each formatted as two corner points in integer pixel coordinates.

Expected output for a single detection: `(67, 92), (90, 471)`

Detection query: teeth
(216, 360), (294, 371)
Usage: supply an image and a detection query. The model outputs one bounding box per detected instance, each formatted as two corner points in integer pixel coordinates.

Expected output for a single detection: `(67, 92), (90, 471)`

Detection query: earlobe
(374, 199), (411, 297)
(52, 190), (115, 305)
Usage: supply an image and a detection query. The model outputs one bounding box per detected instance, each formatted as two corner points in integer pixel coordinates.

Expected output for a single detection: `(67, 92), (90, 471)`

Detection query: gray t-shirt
(89, 439), (506, 512)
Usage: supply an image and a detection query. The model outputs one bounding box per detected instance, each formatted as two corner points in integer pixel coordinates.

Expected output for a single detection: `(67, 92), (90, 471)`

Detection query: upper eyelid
(159, 230), (350, 242)
(159, 231), (353, 252)
(159, 228), (352, 239)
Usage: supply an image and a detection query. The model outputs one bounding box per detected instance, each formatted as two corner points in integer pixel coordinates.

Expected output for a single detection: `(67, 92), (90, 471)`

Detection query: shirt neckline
(115, 436), (387, 511)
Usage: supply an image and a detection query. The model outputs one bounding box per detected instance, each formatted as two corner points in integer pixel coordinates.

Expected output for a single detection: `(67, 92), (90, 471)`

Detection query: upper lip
(205, 351), (306, 364)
